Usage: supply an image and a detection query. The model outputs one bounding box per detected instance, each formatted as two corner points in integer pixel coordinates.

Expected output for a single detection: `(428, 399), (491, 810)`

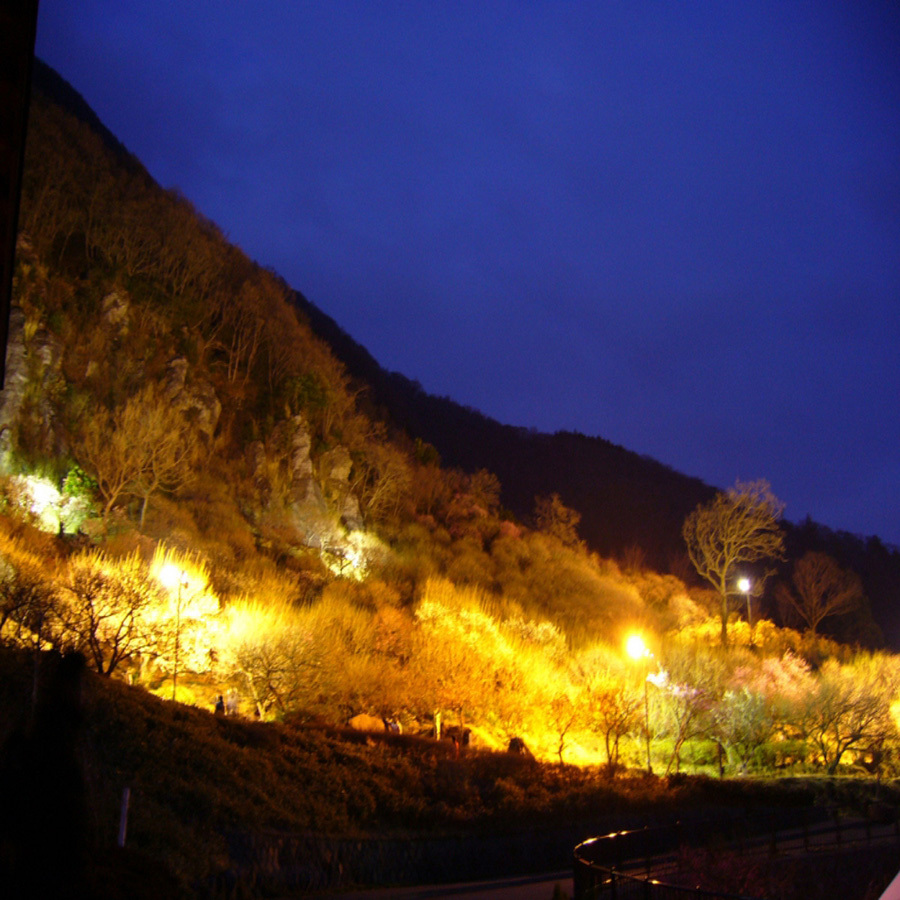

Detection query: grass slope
(2, 649), (897, 898)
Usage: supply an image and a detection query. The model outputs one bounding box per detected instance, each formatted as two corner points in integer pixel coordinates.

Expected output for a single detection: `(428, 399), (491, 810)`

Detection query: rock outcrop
(320, 445), (363, 531)
(247, 415), (364, 548)
(0, 303), (66, 460)
(163, 357), (222, 443)
(101, 290), (131, 333)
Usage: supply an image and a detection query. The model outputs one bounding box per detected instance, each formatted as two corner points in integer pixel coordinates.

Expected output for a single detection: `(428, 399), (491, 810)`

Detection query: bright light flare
(626, 634), (649, 660)
(738, 576), (751, 593)
(157, 562), (189, 591)
(322, 531), (385, 580)
(11, 475), (61, 532)
(149, 546), (212, 605)
(25, 476), (60, 513)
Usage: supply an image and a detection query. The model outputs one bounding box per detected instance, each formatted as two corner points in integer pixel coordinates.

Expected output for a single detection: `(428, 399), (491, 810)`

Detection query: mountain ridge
(288, 195), (900, 650)
(291, 287), (717, 570)
(14, 59), (900, 650)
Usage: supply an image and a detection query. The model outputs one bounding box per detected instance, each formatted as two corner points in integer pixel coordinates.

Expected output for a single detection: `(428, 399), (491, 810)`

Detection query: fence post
(118, 785), (131, 848)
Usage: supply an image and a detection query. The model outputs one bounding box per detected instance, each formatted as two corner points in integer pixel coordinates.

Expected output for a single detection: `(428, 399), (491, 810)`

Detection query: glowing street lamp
(626, 634), (653, 774)
(626, 634), (649, 661)
(738, 576), (753, 646)
(158, 564), (190, 701)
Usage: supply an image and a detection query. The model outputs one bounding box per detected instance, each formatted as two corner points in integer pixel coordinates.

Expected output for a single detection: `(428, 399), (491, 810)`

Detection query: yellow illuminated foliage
(802, 654), (900, 774)
(0, 526), (61, 649)
(46, 546), (223, 683)
(412, 578), (567, 742)
(75, 384), (201, 529)
(147, 546), (221, 680)
(217, 597), (313, 716)
(60, 550), (158, 675)
(217, 592), (376, 719)
(575, 645), (644, 768)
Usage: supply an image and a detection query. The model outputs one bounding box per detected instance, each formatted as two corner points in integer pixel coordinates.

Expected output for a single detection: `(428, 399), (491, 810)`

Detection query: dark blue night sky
(35, 2), (900, 545)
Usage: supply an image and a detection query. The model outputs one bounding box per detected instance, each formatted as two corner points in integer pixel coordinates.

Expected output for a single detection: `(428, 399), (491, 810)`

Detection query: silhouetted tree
(60, 551), (160, 675)
(683, 480), (785, 646)
(776, 551), (864, 637)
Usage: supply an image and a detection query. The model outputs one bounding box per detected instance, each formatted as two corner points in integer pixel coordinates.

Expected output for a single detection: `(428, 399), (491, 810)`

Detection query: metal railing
(573, 807), (900, 900)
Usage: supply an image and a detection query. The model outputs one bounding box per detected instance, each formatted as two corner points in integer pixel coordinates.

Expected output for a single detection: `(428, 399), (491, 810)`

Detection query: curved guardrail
(573, 807), (900, 900)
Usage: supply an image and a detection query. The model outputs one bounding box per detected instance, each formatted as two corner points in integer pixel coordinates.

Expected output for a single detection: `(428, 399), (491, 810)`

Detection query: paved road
(308, 870), (573, 900)
(301, 817), (900, 900)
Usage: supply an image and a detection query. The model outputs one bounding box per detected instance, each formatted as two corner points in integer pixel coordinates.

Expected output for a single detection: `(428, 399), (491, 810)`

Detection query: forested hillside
(292, 289), (716, 573)
(1, 60), (900, 800)
(28, 57), (892, 647)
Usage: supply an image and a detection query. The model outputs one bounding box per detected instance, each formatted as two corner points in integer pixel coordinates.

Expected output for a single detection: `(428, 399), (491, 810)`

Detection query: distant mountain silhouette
(292, 289), (712, 570)
(292, 291), (900, 650)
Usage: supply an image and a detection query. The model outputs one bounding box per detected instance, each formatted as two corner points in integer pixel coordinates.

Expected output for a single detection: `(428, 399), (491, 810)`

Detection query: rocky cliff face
(320, 445), (363, 531)
(163, 356), (222, 444)
(246, 414), (364, 551)
(0, 300), (66, 461)
(1, 271), (364, 556)
(0, 303), (28, 456)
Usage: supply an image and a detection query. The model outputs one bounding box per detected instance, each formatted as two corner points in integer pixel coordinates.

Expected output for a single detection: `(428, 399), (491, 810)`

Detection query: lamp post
(159, 564), (189, 702)
(738, 576), (753, 646)
(626, 634), (653, 774)
(173, 576), (182, 701)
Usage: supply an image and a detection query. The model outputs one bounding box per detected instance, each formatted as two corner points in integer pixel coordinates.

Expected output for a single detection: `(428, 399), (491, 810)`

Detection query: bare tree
(713, 687), (774, 774)
(413, 592), (504, 732)
(351, 441), (412, 524)
(653, 646), (723, 775)
(583, 669), (642, 770)
(546, 679), (582, 764)
(59, 551), (160, 676)
(777, 551), (863, 636)
(75, 383), (199, 528)
(223, 281), (266, 388)
(683, 480), (785, 646)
